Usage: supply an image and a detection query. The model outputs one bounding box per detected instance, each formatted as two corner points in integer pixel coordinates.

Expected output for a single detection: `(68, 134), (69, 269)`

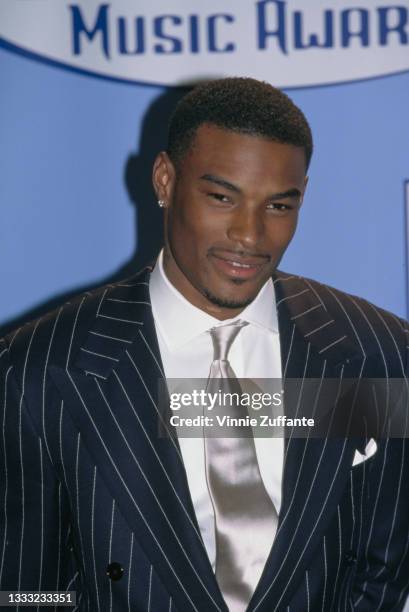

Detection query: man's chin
(202, 287), (256, 310)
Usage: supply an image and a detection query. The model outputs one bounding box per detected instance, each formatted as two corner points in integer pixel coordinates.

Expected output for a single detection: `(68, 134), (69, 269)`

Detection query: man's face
(153, 124), (308, 320)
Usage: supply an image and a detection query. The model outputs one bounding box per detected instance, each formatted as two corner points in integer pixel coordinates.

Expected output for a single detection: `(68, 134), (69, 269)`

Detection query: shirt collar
(149, 250), (279, 351)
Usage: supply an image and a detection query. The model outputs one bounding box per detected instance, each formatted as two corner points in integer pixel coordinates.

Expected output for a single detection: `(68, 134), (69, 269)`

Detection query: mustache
(209, 247), (271, 261)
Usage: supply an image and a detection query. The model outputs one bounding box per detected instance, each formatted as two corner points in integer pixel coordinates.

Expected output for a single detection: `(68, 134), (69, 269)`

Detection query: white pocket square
(352, 439), (377, 466)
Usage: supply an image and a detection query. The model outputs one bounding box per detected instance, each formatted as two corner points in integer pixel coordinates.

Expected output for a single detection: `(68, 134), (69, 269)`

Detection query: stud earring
(158, 200), (166, 208)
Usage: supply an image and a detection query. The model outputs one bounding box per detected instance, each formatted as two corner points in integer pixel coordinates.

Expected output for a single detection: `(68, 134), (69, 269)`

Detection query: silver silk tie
(204, 321), (278, 612)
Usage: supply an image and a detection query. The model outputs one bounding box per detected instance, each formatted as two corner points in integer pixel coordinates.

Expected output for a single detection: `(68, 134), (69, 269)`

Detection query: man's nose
(226, 209), (263, 248)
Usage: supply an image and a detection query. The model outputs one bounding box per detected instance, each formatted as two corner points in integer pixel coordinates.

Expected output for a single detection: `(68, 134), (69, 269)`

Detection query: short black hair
(167, 77), (313, 170)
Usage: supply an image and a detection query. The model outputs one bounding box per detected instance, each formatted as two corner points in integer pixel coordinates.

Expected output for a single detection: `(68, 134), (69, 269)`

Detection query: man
(1, 78), (408, 611)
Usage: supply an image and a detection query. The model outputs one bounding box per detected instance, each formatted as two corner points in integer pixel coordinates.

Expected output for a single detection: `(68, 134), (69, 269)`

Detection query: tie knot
(209, 320), (248, 361)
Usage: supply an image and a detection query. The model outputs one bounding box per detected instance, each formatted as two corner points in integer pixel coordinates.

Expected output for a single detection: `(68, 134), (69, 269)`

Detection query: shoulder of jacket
(275, 269), (409, 338)
(1, 266), (152, 374)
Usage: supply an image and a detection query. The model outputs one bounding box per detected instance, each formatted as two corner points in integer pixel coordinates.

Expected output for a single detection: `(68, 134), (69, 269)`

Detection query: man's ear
(152, 151), (176, 207)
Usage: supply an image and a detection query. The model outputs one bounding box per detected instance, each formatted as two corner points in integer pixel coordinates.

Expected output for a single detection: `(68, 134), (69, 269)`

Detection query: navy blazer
(1, 269), (409, 611)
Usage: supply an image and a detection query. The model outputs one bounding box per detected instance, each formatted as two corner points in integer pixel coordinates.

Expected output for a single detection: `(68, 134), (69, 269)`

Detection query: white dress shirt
(149, 251), (283, 569)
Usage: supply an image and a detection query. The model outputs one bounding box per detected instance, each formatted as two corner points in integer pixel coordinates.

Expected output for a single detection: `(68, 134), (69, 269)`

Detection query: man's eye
(267, 202), (291, 212)
(209, 193), (231, 203)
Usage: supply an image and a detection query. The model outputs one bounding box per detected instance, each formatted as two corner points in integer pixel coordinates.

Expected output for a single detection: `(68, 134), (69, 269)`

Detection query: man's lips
(209, 250), (270, 280)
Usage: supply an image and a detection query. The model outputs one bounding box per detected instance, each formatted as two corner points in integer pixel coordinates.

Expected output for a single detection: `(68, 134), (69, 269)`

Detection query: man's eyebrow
(200, 174), (302, 199)
(200, 174), (241, 193)
(270, 187), (302, 199)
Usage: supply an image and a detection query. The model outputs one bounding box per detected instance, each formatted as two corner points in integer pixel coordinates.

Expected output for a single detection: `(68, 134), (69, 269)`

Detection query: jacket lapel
(50, 268), (227, 612)
(249, 272), (364, 611)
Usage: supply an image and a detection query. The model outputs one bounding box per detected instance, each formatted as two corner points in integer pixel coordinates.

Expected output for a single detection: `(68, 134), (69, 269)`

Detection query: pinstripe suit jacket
(1, 268), (409, 612)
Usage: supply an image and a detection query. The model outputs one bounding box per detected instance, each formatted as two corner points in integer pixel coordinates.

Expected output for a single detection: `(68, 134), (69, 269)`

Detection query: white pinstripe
(66, 298), (86, 369)
(38, 437), (44, 597)
(283, 342), (312, 468)
(375, 582), (389, 612)
(117, 281), (150, 288)
(318, 335), (347, 355)
(375, 445), (406, 611)
(96, 289), (108, 318)
(80, 348), (119, 362)
(55, 482), (61, 594)
(349, 471), (355, 550)
(330, 506), (343, 610)
(344, 564), (350, 612)
(91, 466), (101, 612)
(138, 329), (166, 378)
(65, 524), (71, 547)
(65, 572), (82, 612)
(323, 288), (366, 356)
(305, 570), (310, 612)
(283, 324), (295, 379)
(147, 564), (153, 612)
(168, 596), (172, 612)
(276, 288), (310, 306)
(395, 528), (409, 588)
(65, 571), (79, 590)
(108, 500), (115, 612)
(371, 507), (392, 608)
(0, 365), (12, 584)
(84, 370), (107, 380)
(349, 297), (389, 375)
(42, 308), (62, 467)
(396, 532), (409, 605)
(290, 303), (322, 321)
(319, 291), (370, 420)
(75, 433), (85, 581)
(371, 385), (382, 437)
(59, 401), (69, 493)
(107, 298), (152, 306)
(128, 533), (134, 612)
(364, 437), (389, 566)
(273, 275), (297, 284)
(304, 319), (334, 338)
(97, 314), (143, 325)
(353, 452), (367, 608)
(321, 536), (327, 612)
(9, 326), (21, 347)
(371, 307), (407, 377)
(90, 330), (132, 344)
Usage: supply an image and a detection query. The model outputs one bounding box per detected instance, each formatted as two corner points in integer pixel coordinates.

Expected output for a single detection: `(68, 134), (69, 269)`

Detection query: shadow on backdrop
(0, 84), (194, 338)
